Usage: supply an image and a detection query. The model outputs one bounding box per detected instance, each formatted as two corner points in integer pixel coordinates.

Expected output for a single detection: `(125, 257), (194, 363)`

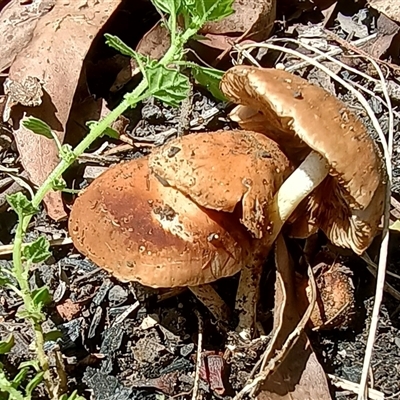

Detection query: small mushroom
(220, 65), (387, 255)
(69, 130), (291, 330)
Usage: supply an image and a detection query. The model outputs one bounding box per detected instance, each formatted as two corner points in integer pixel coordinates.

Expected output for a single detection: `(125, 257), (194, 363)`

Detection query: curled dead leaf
(253, 236), (332, 399)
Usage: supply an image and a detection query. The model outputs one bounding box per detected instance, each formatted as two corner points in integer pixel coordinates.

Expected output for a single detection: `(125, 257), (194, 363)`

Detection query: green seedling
(0, 0), (235, 399)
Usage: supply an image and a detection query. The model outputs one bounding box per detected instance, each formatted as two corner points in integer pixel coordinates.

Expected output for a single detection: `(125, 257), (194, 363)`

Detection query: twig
(328, 374), (384, 400)
(354, 57), (392, 400)
(192, 310), (203, 400)
(0, 237), (73, 256)
(324, 30), (400, 76)
(265, 37), (378, 83)
(284, 35), (379, 73)
(113, 301), (140, 325)
(362, 253), (400, 281)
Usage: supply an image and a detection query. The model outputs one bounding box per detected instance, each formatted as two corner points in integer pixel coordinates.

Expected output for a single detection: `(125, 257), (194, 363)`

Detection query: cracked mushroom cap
(149, 129), (292, 239)
(69, 130), (290, 288)
(220, 66), (386, 254)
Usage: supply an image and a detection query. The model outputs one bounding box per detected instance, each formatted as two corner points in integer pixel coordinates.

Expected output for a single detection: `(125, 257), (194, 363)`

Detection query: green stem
(33, 321), (54, 399)
(9, 18), (201, 399)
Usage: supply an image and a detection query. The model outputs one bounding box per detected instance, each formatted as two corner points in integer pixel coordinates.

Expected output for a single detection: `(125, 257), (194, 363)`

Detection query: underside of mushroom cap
(69, 158), (253, 288)
(287, 176), (385, 254)
(148, 130), (292, 239)
(220, 65), (386, 211)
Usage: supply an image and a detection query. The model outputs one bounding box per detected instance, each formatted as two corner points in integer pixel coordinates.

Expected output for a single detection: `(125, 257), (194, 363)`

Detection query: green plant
(0, 1), (234, 399)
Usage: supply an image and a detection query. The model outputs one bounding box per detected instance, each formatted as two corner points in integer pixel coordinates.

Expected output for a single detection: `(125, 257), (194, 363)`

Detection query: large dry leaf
(201, 0), (276, 39)
(199, 0), (276, 53)
(368, 0), (400, 23)
(0, 0), (55, 73)
(361, 13), (400, 59)
(256, 235), (332, 399)
(5, 0), (123, 220)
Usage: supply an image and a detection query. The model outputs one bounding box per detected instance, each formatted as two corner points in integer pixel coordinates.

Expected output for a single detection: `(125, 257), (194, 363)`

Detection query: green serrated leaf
(181, 0), (234, 25)
(104, 34), (136, 58)
(52, 177), (67, 192)
(22, 237), (51, 264)
(11, 367), (28, 390)
(31, 287), (52, 308)
(25, 372), (44, 397)
(152, 0), (180, 15)
(86, 121), (120, 140)
(0, 335), (14, 355)
(6, 193), (37, 218)
(18, 360), (40, 372)
(22, 117), (53, 140)
(146, 65), (190, 107)
(190, 65), (227, 101)
(44, 330), (62, 343)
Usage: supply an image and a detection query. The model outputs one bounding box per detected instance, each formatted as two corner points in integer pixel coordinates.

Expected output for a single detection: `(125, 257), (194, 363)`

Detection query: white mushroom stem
(269, 151), (330, 234)
(235, 151), (330, 340)
(189, 284), (230, 323)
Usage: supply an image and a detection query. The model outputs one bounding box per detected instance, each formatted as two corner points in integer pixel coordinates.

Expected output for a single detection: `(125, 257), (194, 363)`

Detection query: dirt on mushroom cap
(69, 130), (291, 287)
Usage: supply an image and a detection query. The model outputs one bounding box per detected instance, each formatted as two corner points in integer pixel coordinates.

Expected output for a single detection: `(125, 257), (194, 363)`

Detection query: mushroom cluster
(69, 130), (292, 331)
(69, 65), (386, 340)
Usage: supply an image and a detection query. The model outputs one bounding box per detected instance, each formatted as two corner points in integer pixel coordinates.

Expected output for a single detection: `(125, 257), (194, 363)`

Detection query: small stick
(328, 374), (384, 400)
(192, 310), (203, 400)
(0, 237), (73, 256)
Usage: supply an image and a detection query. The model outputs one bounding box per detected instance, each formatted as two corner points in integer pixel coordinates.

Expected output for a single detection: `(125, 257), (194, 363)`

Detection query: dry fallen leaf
(368, 0), (400, 23)
(256, 235), (332, 399)
(361, 13), (400, 59)
(198, 0), (276, 57)
(5, 0), (123, 220)
(0, 0), (55, 73)
(201, 0), (276, 39)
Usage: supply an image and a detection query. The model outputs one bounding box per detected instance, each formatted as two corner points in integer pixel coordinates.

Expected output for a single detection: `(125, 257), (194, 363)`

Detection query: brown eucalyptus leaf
(256, 235), (332, 400)
(5, 0), (123, 220)
(0, 0), (55, 74)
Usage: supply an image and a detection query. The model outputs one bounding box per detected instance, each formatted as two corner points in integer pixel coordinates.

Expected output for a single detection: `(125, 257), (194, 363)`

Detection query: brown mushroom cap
(69, 130), (291, 288)
(220, 66), (386, 254)
(69, 157), (250, 287)
(149, 129), (292, 239)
